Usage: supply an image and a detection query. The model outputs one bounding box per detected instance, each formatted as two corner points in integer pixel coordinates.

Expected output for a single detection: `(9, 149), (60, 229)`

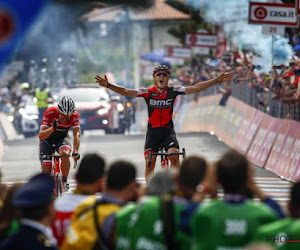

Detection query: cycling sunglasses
(155, 72), (169, 77)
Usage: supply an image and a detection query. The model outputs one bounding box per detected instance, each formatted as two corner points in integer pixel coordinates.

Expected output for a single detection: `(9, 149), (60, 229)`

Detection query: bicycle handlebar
(41, 154), (78, 169)
(150, 152), (185, 156)
(147, 148), (186, 168)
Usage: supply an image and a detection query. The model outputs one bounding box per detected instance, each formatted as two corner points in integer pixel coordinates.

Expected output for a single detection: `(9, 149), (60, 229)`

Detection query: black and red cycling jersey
(40, 107), (80, 144)
(137, 85), (185, 128)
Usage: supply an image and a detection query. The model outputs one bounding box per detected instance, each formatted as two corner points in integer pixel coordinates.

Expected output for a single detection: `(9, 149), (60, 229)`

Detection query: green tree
(166, 0), (214, 44)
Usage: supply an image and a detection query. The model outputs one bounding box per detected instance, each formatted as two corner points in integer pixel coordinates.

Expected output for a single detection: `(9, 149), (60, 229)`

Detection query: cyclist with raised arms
(38, 96), (81, 190)
(95, 65), (233, 181)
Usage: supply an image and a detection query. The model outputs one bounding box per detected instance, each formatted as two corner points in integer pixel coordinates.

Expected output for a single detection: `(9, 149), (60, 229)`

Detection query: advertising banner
(207, 95), (221, 134)
(284, 124), (300, 181)
(264, 119), (292, 176)
(247, 116), (281, 167)
(185, 33), (218, 47)
(179, 99), (201, 133)
(225, 98), (246, 148)
(279, 121), (300, 180)
(249, 2), (298, 27)
(216, 98), (239, 146)
(164, 46), (191, 59)
(233, 105), (256, 155)
(235, 109), (264, 155)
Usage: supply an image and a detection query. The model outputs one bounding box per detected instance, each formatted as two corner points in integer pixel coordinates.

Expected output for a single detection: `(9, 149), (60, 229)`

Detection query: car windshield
(59, 88), (109, 102)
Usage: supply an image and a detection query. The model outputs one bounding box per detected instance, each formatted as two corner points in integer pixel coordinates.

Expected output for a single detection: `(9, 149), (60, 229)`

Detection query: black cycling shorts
(144, 127), (179, 153)
(39, 137), (72, 162)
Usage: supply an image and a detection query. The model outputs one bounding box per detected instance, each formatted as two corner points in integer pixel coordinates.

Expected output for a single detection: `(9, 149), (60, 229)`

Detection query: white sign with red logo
(249, 2), (298, 27)
(164, 46), (191, 60)
(185, 33), (217, 48)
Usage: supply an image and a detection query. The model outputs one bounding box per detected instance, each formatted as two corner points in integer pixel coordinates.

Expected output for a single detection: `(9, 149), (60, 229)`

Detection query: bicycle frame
(42, 154), (77, 197)
(52, 155), (64, 197)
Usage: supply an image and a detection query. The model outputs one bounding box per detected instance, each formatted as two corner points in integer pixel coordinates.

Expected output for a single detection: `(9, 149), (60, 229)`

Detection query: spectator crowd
(2, 44), (300, 138)
(0, 149), (298, 249)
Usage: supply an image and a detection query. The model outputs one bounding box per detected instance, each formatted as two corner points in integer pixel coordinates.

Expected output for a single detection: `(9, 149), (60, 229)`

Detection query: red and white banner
(264, 119), (293, 176)
(278, 121), (300, 180)
(238, 110), (265, 156)
(216, 99), (240, 146)
(185, 33), (218, 48)
(284, 123), (300, 181)
(246, 116), (281, 167)
(180, 96), (208, 133)
(249, 2), (298, 27)
(164, 46), (191, 60)
(233, 106), (258, 155)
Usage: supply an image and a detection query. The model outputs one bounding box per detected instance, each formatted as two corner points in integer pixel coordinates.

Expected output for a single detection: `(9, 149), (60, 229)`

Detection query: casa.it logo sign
(254, 6), (268, 20)
(0, 8), (15, 44)
(188, 34), (197, 45)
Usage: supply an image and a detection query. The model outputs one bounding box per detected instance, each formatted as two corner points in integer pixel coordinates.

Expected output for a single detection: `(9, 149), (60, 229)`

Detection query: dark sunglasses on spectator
(155, 72), (168, 77)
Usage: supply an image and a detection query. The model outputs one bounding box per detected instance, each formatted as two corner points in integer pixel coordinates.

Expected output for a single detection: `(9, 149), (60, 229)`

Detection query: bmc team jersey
(52, 193), (91, 246)
(41, 107), (80, 144)
(190, 199), (277, 250)
(137, 85), (185, 128)
(254, 218), (300, 250)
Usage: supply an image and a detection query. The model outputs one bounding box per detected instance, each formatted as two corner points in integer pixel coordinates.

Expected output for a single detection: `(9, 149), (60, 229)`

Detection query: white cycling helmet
(58, 96), (75, 115)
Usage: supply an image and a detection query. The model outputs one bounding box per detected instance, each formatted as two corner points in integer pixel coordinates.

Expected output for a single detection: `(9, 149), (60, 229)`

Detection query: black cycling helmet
(58, 96), (75, 116)
(153, 65), (171, 76)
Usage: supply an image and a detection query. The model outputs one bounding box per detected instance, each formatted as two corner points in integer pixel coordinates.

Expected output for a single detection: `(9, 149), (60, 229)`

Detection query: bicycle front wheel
(55, 172), (63, 197)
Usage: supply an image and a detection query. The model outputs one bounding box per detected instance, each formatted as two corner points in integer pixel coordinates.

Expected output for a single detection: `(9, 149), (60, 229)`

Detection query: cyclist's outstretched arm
(95, 75), (137, 97)
(72, 127), (80, 155)
(185, 72), (234, 95)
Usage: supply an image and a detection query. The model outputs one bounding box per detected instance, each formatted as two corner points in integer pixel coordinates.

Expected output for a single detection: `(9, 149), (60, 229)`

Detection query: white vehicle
(19, 97), (40, 137)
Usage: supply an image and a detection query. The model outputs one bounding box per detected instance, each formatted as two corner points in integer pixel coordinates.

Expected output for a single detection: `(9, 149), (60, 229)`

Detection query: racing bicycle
(148, 146), (186, 169)
(42, 153), (77, 197)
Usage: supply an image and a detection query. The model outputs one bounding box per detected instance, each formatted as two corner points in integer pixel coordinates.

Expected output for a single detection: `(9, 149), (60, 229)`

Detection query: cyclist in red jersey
(38, 96), (81, 190)
(95, 65), (233, 181)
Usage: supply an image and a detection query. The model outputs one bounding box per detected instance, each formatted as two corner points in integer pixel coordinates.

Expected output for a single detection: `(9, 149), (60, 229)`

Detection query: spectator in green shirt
(254, 181), (300, 249)
(115, 155), (211, 250)
(190, 149), (278, 250)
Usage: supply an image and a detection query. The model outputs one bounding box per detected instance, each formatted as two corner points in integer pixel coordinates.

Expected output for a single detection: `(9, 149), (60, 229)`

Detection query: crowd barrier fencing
(179, 95), (300, 182)
(0, 94), (299, 182)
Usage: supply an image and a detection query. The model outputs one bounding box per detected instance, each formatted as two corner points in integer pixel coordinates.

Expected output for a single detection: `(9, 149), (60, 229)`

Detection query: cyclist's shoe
(63, 182), (69, 192)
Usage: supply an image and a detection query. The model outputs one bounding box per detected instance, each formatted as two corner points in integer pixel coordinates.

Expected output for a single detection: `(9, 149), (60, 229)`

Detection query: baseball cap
(13, 173), (54, 208)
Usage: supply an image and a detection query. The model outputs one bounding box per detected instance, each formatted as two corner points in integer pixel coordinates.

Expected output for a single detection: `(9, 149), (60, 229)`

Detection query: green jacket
(35, 88), (50, 109)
